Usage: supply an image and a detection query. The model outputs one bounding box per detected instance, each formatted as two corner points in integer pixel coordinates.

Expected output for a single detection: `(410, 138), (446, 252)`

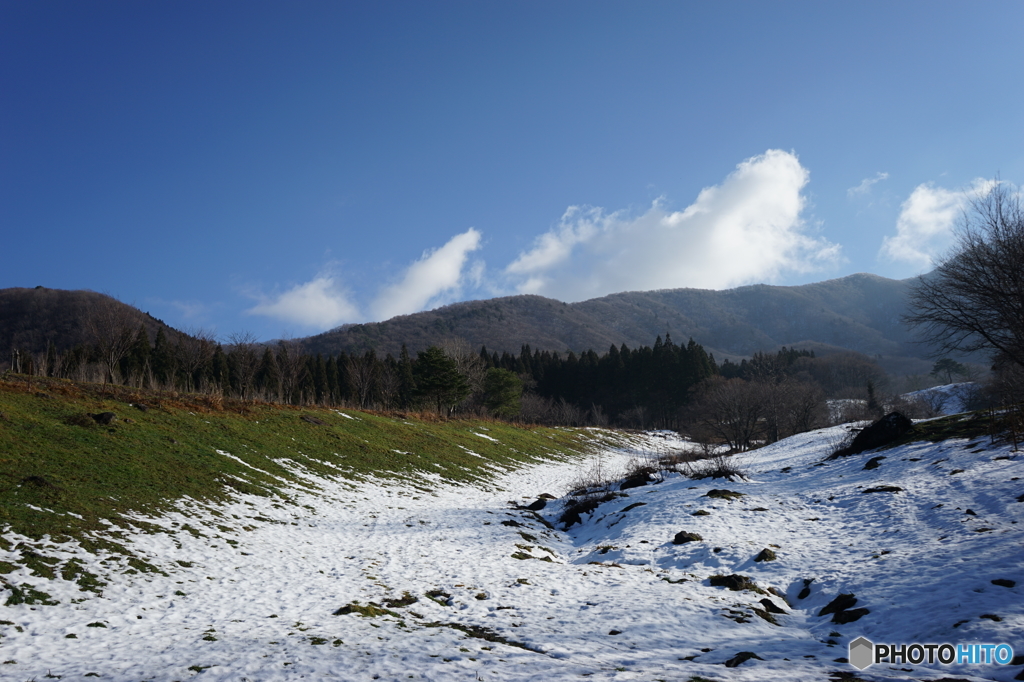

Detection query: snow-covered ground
(904, 382), (981, 416)
(2, 425), (1023, 681)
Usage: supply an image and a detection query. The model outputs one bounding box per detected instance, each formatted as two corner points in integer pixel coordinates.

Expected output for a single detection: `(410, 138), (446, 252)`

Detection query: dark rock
(705, 488), (744, 500)
(863, 456), (885, 470)
(751, 607), (778, 625)
(90, 412), (117, 425)
(500, 519), (523, 527)
(301, 415), (326, 425)
(525, 498), (546, 511)
(538, 493), (556, 500)
(831, 412), (912, 458)
(861, 485), (903, 494)
(134, 403), (150, 412)
(759, 598), (786, 614)
(672, 531), (703, 544)
(980, 613), (1002, 621)
(709, 574), (759, 592)
(608, 629), (621, 635)
(819, 593), (858, 616)
(620, 474), (652, 490)
(992, 578), (1016, 588)
(558, 493), (616, 528)
(724, 651), (763, 667)
(692, 510), (711, 516)
(754, 548), (777, 562)
(965, 509), (977, 515)
(798, 578), (813, 599)
(832, 607), (870, 624)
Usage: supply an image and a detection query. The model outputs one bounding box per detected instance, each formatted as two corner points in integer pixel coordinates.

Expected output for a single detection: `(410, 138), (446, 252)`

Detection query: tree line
(9, 297), (904, 448)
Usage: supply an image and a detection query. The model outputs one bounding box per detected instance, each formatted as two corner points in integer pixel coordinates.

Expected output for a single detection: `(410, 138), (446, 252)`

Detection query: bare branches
(85, 297), (141, 384)
(905, 183), (1024, 367)
(226, 331), (261, 399)
(174, 327), (216, 391)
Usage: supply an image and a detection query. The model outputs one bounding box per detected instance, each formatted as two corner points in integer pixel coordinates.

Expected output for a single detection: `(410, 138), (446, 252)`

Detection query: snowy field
(1, 425), (1023, 681)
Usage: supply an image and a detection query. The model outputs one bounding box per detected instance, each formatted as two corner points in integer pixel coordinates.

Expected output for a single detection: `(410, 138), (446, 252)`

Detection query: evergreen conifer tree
(414, 346), (470, 415)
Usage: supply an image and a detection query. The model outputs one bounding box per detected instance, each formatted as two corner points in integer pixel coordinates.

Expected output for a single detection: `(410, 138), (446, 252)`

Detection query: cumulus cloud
(504, 149), (840, 301)
(847, 172), (889, 198)
(880, 179), (998, 269)
(246, 276), (360, 329)
(371, 228), (483, 320)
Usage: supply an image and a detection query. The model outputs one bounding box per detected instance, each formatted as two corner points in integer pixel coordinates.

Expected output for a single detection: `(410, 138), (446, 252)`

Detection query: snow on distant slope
(904, 382), (980, 416)
(1, 428), (1022, 681)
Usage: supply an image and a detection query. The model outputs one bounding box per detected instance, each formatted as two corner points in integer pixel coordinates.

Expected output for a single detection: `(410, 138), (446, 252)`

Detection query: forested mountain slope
(301, 273), (936, 370)
(0, 287), (183, 356)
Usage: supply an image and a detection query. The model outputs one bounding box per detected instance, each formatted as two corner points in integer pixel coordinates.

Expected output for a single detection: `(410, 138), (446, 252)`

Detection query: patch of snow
(2, 427), (1021, 681)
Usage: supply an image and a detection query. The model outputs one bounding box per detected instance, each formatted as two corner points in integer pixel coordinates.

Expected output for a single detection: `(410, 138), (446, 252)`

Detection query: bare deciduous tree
(276, 340), (308, 404)
(689, 377), (766, 452)
(347, 351), (380, 408)
(377, 362), (401, 410)
(227, 331), (262, 399)
(85, 297), (141, 384)
(175, 328), (216, 391)
(906, 182), (1024, 368)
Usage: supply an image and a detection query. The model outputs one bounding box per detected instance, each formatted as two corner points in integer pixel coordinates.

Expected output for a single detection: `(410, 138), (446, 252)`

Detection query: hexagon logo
(849, 636), (874, 670)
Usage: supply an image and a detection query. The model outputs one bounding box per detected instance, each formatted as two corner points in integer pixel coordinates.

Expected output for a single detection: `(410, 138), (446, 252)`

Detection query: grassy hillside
(0, 375), (604, 557)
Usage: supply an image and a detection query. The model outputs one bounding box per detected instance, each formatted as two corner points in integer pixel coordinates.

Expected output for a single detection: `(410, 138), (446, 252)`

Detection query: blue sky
(3, 1), (1023, 342)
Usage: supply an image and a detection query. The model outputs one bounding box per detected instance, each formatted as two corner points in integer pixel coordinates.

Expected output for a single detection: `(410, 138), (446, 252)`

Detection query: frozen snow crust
(2, 426), (1023, 681)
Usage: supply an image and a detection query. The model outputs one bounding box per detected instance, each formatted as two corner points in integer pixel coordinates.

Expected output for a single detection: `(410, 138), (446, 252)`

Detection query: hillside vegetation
(301, 273), (943, 372)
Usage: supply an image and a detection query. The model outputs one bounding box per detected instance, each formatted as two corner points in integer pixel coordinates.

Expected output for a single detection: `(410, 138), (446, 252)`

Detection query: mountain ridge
(299, 272), (939, 373)
(2, 273), (950, 374)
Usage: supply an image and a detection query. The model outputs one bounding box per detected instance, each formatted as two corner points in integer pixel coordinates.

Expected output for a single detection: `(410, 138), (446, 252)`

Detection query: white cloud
(503, 149), (840, 301)
(246, 276), (360, 328)
(371, 228), (483, 320)
(847, 172), (889, 198)
(880, 178), (998, 269)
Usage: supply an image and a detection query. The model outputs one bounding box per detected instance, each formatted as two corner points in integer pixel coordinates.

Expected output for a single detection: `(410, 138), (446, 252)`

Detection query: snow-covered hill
(2, 425), (1022, 681)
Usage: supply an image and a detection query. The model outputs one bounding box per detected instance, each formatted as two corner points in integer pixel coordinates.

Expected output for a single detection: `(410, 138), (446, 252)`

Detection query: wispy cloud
(880, 178), (998, 269)
(504, 149), (841, 301)
(371, 228), (482, 320)
(246, 229), (483, 329)
(847, 172), (889, 198)
(245, 276), (360, 329)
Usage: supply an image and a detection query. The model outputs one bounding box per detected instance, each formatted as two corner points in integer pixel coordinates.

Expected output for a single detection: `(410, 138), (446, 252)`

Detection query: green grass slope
(0, 375), (604, 557)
